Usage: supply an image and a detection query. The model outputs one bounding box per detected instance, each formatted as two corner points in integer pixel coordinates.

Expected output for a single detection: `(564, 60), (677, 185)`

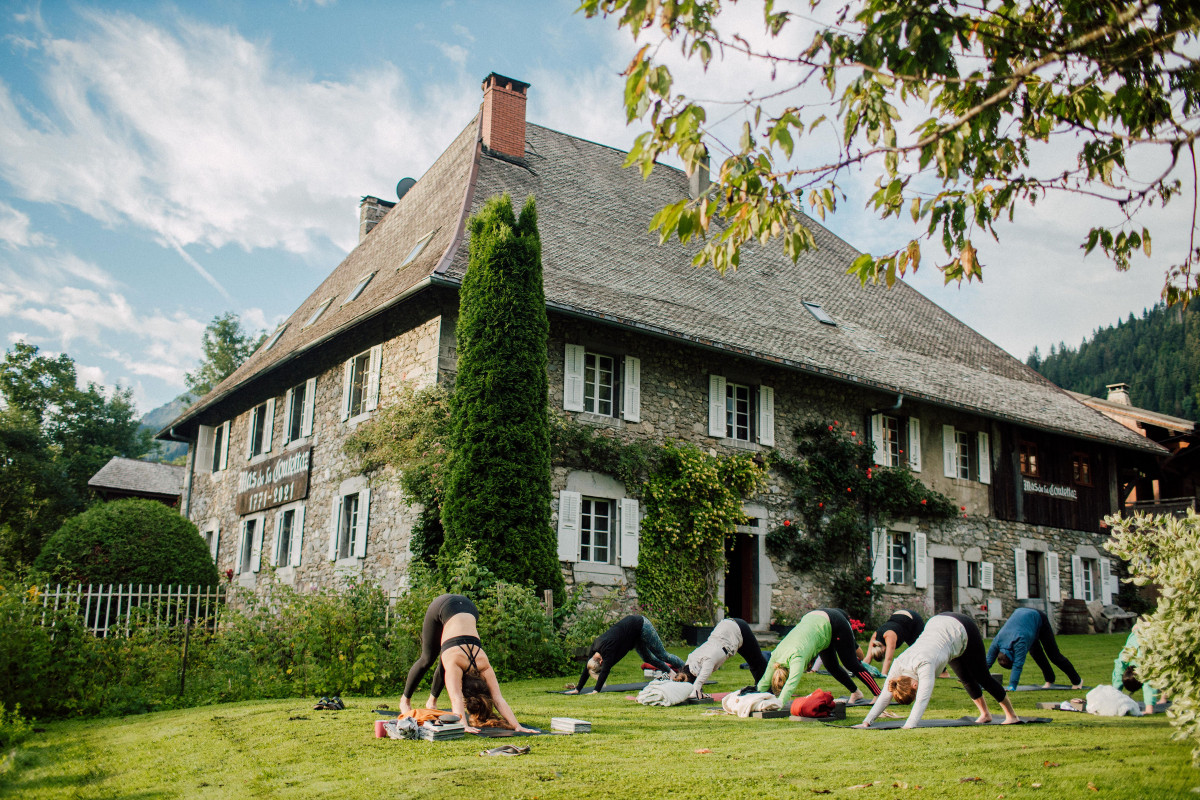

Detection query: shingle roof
(163, 113), (1164, 457)
(1068, 391), (1197, 434)
(89, 457), (185, 497)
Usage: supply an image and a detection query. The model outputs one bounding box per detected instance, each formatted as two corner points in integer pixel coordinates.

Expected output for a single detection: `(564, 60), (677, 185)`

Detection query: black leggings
(1029, 610), (1082, 686)
(403, 594), (479, 700)
(733, 618), (769, 684)
(943, 612), (1007, 702)
(818, 608), (881, 696)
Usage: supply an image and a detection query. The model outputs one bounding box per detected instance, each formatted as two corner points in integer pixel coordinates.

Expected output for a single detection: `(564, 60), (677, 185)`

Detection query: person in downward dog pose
(757, 608), (880, 707)
(859, 612), (1020, 729)
(864, 608), (925, 674)
(674, 617), (768, 698)
(985, 607), (1083, 691)
(569, 614), (684, 694)
(1112, 620), (1159, 713)
(400, 593), (532, 733)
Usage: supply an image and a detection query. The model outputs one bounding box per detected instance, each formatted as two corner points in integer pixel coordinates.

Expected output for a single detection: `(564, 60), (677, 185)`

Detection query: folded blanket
(1086, 685), (1142, 717)
(637, 679), (696, 707)
(721, 691), (782, 718)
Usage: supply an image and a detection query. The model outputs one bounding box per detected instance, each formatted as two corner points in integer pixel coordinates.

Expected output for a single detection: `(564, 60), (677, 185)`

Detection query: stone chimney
(359, 196), (394, 241)
(481, 72), (529, 159)
(1106, 382), (1132, 406)
(689, 155), (711, 199)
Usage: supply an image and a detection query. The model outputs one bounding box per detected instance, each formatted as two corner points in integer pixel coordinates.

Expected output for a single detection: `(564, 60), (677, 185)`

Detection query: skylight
(802, 301), (836, 326)
(400, 232), (434, 268)
(303, 298), (334, 328)
(342, 272), (375, 305)
(263, 324), (288, 351)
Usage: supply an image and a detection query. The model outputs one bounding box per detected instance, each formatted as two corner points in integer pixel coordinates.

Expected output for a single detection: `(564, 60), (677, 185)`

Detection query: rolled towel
(721, 691), (782, 717)
(636, 678), (696, 707)
(1085, 684), (1142, 717)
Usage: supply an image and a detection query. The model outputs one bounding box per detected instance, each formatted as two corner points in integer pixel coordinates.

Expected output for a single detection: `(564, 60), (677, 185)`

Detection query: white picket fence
(37, 583), (231, 637)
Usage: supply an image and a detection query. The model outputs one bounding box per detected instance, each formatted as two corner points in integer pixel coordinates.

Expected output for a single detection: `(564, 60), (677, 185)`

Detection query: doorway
(933, 558), (957, 614)
(724, 534), (759, 623)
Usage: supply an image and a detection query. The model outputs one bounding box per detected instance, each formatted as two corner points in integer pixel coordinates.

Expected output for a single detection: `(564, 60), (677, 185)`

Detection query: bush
(1106, 510), (1200, 765)
(34, 499), (219, 587)
(0, 703), (32, 749)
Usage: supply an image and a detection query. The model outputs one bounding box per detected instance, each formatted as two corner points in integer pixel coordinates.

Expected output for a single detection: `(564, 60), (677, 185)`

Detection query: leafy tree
(582, 0), (1200, 303)
(185, 312), (265, 397)
(0, 343), (151, 566)
(34, 498), (219, 587)
(440, 194), (565, 603)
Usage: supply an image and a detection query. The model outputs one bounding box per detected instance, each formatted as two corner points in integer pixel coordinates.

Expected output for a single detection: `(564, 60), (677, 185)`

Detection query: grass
(1, 633), (1195, 799)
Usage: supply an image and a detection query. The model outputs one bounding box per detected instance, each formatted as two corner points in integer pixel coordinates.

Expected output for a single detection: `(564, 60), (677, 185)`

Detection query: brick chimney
(481, 72), (529, 159)
(1106, 382), (1132, 405)
(358, 195), (394, 241)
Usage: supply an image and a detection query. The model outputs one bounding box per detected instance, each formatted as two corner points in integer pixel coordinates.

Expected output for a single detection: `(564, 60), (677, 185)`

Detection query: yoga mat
(836, 715), (1051, 729)
(470, 727), (546, 737)
(1012, 684), (1090, 691)
(1036, 701), (1171, 714)
(836, 696), (875, 707)
(549, 682), (651, 695)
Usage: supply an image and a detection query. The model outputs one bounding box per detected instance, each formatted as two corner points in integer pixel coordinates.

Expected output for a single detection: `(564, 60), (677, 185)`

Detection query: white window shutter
(980, 561), (994, 590)
(871, 527), (888, 584)
(366, 345), (382, 411)
(218, 422), (229, 471)
(620, 498), (640, 567)
(290, 505), (306, 568)
(907, 417), (922, 472)
(1014, 548), (1028, 599)
(272, 513), (283, 567)
(913, 532), (928, 589)
(329, 498), (341, 560)
(341, 359), (354, 421)
(354, 488), (371, 558)
(563, 344), (586, 411)
(235, 524), (247, 575)
(870, 413), (885, 465)
(942, 425), (957, 478)
(301, 377), (316, 437)
(708, 374), (727, 437)
(263, 398), (275, 453)
(195, 425), (213, 474)
(557, 490), (581, 562)
(1100, 558), (1115, 604)
(245, 409), (256, 461)
(250, 523), (263, 573)
(1047, 551), (1061, 602)
(208, 526), (220, 562)
(622, 356), (641, 423)
(1071, 555), (1084, 600)
(977, 431), (991, 485)
(282, 389), (295, 444)
(757, 385), (775, 446)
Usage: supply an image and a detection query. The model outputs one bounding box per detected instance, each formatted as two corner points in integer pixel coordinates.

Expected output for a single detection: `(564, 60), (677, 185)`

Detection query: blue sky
(0, 1), (1182, 415)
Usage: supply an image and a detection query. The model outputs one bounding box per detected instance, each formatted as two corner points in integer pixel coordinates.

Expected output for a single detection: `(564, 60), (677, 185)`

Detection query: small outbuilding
(88, 457), (185, 507)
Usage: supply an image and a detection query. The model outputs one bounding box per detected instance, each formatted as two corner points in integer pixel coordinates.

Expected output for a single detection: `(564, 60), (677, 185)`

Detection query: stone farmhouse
(161, 73), (1166, 631)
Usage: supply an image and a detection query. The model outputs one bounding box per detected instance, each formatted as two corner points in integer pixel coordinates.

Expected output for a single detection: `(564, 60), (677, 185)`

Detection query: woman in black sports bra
(401, 593), (532, 732)
(865, 609), (925, 674)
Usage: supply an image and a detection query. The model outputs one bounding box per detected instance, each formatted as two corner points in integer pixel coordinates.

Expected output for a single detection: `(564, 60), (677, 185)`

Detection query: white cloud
(451, 24), (474, 42)
(0, 9), (481, 266)
(434, 41), (469, 67)
(0, 202), (51, 248)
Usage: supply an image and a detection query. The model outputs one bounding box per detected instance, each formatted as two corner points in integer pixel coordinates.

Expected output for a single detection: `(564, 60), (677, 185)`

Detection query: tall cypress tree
(441, 194), (563, 601)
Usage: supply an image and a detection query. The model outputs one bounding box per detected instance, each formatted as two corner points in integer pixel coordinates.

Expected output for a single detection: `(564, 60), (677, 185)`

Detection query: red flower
(828, 425), (834, 431)
(834, 421), (839, 425)
(865, 577), (872, 583)
(865, 590), (871, 595)
(847, 487), (852, 493)
(818, 502), (823, 508)
(960, 506), (966, 511)
(920, 499), (927, 505)
(783, 519), (791, 527)
(850, 431), (856, 437)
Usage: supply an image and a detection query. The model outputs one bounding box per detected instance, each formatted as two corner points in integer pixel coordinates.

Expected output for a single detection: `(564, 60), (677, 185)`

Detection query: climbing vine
(636, 442), (765, 635)
(767, 421), (957, 622)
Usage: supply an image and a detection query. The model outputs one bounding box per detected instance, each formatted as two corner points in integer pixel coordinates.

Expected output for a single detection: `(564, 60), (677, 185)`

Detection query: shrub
(0, 703), (33, 749)
(1106, 510), (1200, 765)
(34, 498), (219, 587)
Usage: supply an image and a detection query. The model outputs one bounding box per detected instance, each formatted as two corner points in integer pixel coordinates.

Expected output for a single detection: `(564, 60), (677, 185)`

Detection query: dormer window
(400, 232), (434, 268)
(342, 272), (376, 305)
(803, 301), (836, 325)
(303, 298), (334, 328)
(263, 325), (287, 351)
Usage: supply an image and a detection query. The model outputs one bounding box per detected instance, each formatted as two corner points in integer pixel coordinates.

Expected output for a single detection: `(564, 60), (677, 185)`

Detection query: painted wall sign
(236, 444), (312, 515)
(1022, 478), (1078, 502)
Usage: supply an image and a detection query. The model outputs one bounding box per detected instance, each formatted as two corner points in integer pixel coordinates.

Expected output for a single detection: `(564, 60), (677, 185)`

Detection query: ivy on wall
(767, 421), (957, 622)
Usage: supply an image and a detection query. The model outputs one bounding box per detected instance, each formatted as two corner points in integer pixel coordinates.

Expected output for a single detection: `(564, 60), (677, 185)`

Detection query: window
(263, 325), (287, 352)
(329, 483), (370, 562)
(273, 504), (305, 568)
(1026, 551), (1042, 599)
(1019, 441), (1040, 477)
(1072, 454), (1092, 486)
(941, 425), (990, 484)
(954, 430), (971, 480)
(1081, 558), (1096, 601)
(400, 231), (434, 267)
(197, 421), (230, 474)
(342, 272), (375, 305)
(201, 524), (219, 562)
(342, 346), (380, 421)
(584, 352), (619, 416)
(284, 378), (316, 444)
(210, 421), (229, 472)
(248, 399), (274, 459)
(872, 414), (921, 471)
(726, 382), (755, 441)
(966, 560), (979, 589)
(580, 497), (614, 564)
(237, 515), (264, 575)
(303, 297), (334, 328)
(802, 301), (836, 325)
(887, 532), (909, 584)
(880, 415), (901, 467)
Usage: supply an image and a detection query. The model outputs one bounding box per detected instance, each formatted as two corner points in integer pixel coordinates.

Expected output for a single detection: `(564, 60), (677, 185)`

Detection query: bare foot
(975, 713), (993, 724)
(399, 697), (413, 715)
(1001, 715), (1023, 725)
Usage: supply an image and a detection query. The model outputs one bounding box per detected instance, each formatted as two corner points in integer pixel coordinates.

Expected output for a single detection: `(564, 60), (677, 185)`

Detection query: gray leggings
(637, 618), (685, 672)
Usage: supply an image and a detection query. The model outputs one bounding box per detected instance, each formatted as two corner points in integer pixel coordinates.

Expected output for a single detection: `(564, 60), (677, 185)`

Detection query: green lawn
(2, 633), (1195, 799)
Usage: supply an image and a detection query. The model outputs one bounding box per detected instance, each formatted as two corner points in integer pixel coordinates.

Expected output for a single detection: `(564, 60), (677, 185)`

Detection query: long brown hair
(462, 672), (510, 729)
